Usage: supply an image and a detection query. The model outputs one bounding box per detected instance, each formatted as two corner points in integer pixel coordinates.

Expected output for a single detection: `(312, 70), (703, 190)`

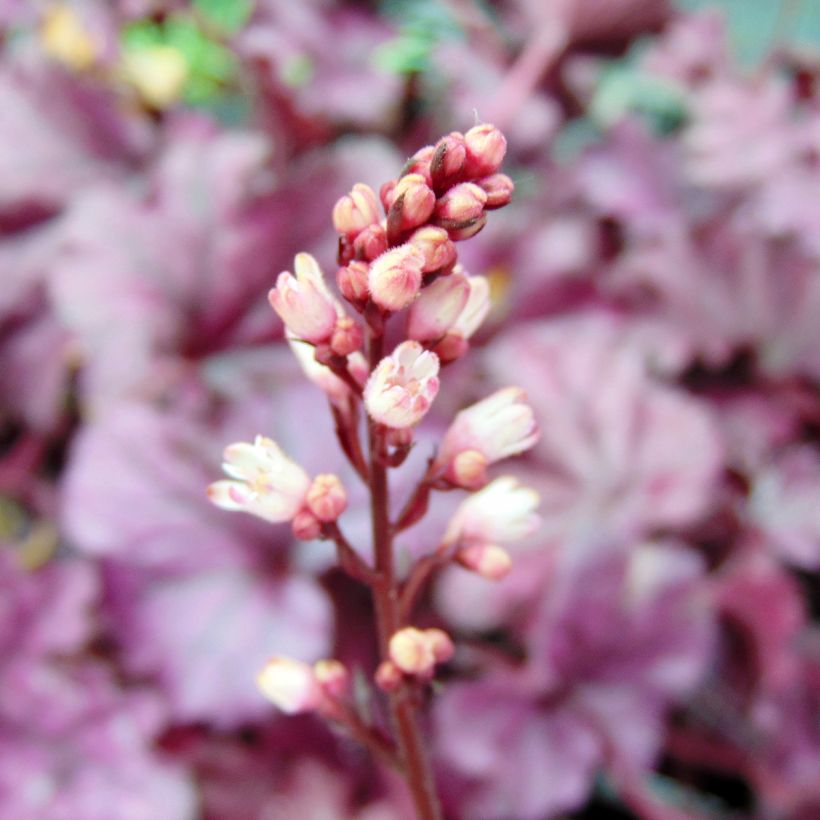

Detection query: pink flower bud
(407, 272), (470, 342)
(337, 261), (370, 302)
(435, 388), (539, 487)
(268, 254), (339, 344)
(364, 341), (440, 429)
(449, 449), (489, 490)
(402, 145), (435, 186)
(389, 627), (437, 676)
(432, 332), (470, 364)
(478, 173), (514, 209)
(330, 316), (363, 356)
(407, 225), (457, 273)
(424, 628), (455, 663)
(332, 183), (381, 237)
(292, 509), (322, 540)
(430, 132), (467, 188)
(434, 182), (487, 228)
(464, 123), (507, 177)
(389, 173), (436, 231)
(313, 659), (349, 698)
(456, 544), (512, 580)
(375, 660), (403, 692)
(379, 179), (397, 211)
(446, 212), (487, 241)
(256, 657), (322, 714)
(208, 436), (311, 524)
(352, 223), (388, 262)
(368, 245), (425, 312)
(306, 473), (347, 522)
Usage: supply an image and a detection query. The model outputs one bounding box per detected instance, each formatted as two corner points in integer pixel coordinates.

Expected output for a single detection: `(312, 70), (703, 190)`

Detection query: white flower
(451, 274), (490, 340)
(364, 341), (440, 428)
(443, 477), (540, 546)
(435, 387), (539, 487)
(208, 435), (310, 523)
(268, 253), (338, 343)
(407, 272), (470, 342)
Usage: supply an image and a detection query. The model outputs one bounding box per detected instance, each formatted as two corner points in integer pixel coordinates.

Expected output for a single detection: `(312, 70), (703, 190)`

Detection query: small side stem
(366, 330), (443, 820)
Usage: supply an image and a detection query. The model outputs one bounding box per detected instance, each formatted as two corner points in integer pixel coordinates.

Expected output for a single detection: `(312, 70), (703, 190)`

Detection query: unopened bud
(435, 183), (487, 228)
(425, 628), (455, 663)
(306, 474), (347, 522)
(380, 180), (397, 211)
(375, 660), (403, 692)
(449, 449), (489, 489)
(389, 627), (436, 676)
(407, 272), (470, 342)
(478, 173), (514, 210)
(408, 226), (457, 273)
(337, 261), (370, 303)
(389, 174), (436, 231)
(313, 659), (349, 698)
(457, 543), (512, 580)
(332, 183), (381, 237)
(257, 657), (321, 714)
(432, 332), (470, 364)
(446, 212), (487, 241)
(464, 123), (507, 177)
(402, 145), (435, 186)
(352, 223), (388, 261)
(431, 132), (467, 189)
(292, 509), (322, 540)
(368, 245), (424, 311)
(330, 316), (363, 356)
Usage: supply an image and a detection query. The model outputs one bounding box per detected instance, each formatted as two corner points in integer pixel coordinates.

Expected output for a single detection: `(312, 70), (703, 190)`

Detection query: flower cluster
(208, 124), (538, 816)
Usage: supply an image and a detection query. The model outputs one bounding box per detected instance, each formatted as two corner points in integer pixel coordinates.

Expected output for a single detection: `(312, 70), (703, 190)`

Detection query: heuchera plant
(207, 124), (538, 817)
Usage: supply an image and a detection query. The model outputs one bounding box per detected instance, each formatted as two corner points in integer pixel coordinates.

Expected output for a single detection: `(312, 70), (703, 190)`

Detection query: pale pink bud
(257, 657), (322, 714)
(407, 272), (470, 342)
(352, 222), (388, 261)
(208, 436), (310, 524)
(434, 182), (487, 228)
(446, 212), (487, 241)
(337, 261), (370, 302)
(389, 173), (436, 230)
(306, 473), (347, 522)
(478, 173), (514, 209)
(313, 659), (349, 698)
(424, 628), (455, 663)
(435, 388), (539, 486)
(464, 123), (507, 177)
(431, 132), (467, 187)
(330, 316), (363, 356)
(389, 627), (437, 676)
(332, 183), (381, 237)
(443, 477), (540, 547)
(375, 660), (403, 692)
(456, 544), (512, 580)
(268, 253), (338, 343)
(368, 245), (425, 312)
(432, 333), (470, 364)
(449, 449), (489, 490)
(380, 179), (397, 211)
(364, 341), (440, 429)
(292, 509), (322, 540)
(407, 225), (457, 273)
(402, 145), (435, 186)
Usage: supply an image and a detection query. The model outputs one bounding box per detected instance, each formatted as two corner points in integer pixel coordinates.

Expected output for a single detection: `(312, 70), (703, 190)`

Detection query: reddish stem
(366, 329), (443, 820)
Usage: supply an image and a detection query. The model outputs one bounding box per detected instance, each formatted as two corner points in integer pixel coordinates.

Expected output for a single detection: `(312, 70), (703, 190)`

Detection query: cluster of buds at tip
(376, 627), (455, 689)
(257, 656), (349, 716)
(207, 436), (346, 536)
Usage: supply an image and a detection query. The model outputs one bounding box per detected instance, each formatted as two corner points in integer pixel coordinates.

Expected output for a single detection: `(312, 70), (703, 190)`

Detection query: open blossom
(433, 274), (491, 362)
(435, 388), (539, 488)
(364, 341), (440, 428)
(443, 477), (540, 547)
(407, 272), (470, 342)
(207, 436), (311, 523)
(268, 253), (339, 343)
